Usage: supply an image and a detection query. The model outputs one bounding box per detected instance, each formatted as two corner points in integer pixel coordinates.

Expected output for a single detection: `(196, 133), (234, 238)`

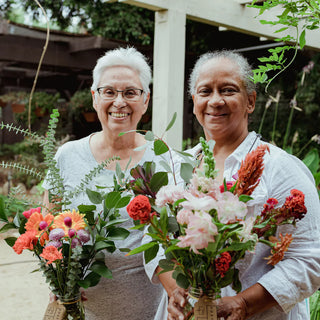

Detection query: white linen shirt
(187, 132), (320, 320)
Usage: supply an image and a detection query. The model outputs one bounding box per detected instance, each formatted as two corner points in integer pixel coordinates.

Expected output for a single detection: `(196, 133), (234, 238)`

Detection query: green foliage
(249, 0), (320, 90)
(69, 89), (93, 119)
(1, 0), (154, 45)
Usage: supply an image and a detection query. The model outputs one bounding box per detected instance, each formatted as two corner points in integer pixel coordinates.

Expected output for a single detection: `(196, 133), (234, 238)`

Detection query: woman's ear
(192, 95), (196, 114)
(91, 90), (97, 111)
(247, 91), (256, 114)
(142, 92), (150, 115)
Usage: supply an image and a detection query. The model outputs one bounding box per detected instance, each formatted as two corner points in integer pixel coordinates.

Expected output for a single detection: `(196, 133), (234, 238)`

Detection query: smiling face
(192, 57), (256, 143)
(92, 65), (149, 134)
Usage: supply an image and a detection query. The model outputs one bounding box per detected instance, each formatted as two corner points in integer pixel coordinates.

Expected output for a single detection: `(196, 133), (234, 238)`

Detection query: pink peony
(176, 209), (193, 225)
(188, 174), (219, 198)
(177, 211), (218, 254)
(155, 185), (185, 207)
(182, 193), (217, 212)
(216, 192), (247, 224)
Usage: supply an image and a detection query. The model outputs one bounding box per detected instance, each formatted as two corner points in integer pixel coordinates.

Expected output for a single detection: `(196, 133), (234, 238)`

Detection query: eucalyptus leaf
(154, 139), (169, 155)
(86, 188), (103, 204)
(180, 162), (193, 183)
(165, 112), (177, 132)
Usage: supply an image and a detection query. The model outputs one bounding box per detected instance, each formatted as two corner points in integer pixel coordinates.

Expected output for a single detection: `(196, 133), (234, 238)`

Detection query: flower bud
(64, 216), (72, 228)
(39, 221), (48, 230)
(68, 228), (76, 238)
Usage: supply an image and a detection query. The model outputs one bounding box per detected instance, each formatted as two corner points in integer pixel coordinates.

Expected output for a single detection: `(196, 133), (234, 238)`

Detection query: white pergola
(106, 0), (320, 150)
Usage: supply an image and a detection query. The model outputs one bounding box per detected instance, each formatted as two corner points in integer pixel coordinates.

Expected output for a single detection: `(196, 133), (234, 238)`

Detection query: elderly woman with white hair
(42, 47), (169, 320)
(167, 50), (320, 320)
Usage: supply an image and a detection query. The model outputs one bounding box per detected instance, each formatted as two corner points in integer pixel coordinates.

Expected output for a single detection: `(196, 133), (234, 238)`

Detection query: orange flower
(236, 144), (269, 196)
(53, 210), (86, 235)
(266, 233), (293, 266)
(13, 230), (38, 254)
(40, 245), (63, 265)
(25, 212), (54, 246)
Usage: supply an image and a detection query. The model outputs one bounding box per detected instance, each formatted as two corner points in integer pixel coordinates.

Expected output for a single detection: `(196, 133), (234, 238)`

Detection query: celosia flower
(261, 198), (278, 216)
(176, 209), (193, 225)
(49, 228), (65, 241)
(53, 210), (86, 235)
(215, 252), (232, 278)
(281, 189), (307, 221)
(22, 207), (41, 219)
(216, 191), (247, 224)
(13, 230), (38, 254)
(177, 211), (218, 254)
(155, 185), (185, 207)
(266, 233), (293, 266)
(127, 195), (152, 223)
(182, 193), (217, 212)
(25, 212), (54, 245)
(236, 144), (269, 196)
(188, 174), (219, 198)
(40, 245), (63, 265)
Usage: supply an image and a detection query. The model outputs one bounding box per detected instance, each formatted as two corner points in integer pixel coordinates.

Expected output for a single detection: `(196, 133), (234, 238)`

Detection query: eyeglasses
(97, 87), (144, 102)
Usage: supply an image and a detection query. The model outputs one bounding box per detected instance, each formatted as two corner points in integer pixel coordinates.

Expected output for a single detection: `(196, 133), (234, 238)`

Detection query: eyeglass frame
(96, 86), (144, 101)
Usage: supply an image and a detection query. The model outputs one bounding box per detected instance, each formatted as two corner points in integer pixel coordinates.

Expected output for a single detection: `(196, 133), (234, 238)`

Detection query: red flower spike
(215, 251), (232, 278)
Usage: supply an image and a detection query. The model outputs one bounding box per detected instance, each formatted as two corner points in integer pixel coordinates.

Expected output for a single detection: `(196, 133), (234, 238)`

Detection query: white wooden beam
(116, 0), (320, 51)
(152, 9), (186, 150)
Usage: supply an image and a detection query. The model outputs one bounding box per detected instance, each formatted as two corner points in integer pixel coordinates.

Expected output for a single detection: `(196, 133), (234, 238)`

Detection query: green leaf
(104, 192), (121, 209)
(86, 188), (103, 204)
(238, 195), (254, 203)
(180, 162), (193, 183)
(0, 222), (16, 233)
(160, 209), (168, 235)
(175, 272), (189, 289)
(159, 160), (172, 173)
(107, 227), (130, 240)
(150, 172), (168, 193)
(303, 148), (319, 174)
(94, 241), (115, 251)
(158, 259), (175, 271)
(90, 261), (113, 279)
(0, 197), (7, 222)
(299, 29), (306, 49)
(144, 243), (159, 264)
(78, 271), (101, 289)
(145, 131), (154, 141)
(115, 195), (131, 208)
(105, 218), (128, 228)
(154, 139), (169, 155)
(78, 204), (96, 212)
(165, 112), (177, 132)
(127, 242), (158, 256)
(4, 237), (17, 247)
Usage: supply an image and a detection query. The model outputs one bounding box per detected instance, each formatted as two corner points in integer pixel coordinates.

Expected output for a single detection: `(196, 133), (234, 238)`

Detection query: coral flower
(13, 230), (38, 254)
(53, 210), (86, 235)
(127, 195), (152, 223)
(266, 233), (293, 266)
(236, 144), (269, 196)
(40, 245), (63, 265)
(25, 212), (54, 246)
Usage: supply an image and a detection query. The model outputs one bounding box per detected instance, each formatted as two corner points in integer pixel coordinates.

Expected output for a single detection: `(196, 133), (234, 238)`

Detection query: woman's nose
(208, 92), (224, 107)
(113, 93), (126, 108)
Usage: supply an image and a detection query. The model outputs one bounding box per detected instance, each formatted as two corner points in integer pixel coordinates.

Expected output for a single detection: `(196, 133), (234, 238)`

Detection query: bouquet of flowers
(1, 188), (131, 320)
(126, 137), (307, 319)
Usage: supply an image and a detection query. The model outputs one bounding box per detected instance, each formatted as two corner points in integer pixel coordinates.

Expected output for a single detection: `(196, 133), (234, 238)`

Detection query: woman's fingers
(167, 287), (187, 320)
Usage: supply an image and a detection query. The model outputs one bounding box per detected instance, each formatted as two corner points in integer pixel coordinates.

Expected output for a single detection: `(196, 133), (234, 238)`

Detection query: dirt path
(0, 232), (50, 320)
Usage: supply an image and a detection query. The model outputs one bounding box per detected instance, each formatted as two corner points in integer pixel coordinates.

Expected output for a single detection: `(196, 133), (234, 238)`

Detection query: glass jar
(184, 287), (220, 320)
(57, 292), (85, 320)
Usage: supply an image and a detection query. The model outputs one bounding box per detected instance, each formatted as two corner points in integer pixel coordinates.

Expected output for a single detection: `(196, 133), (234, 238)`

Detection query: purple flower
(46, 240), (62, 248)
(49, 228), (65, 241)
(77, 229), (90, 243)
(71, 238), (81, 248)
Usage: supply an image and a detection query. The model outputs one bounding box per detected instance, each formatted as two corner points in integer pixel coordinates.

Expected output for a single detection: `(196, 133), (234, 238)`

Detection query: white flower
(182, 193), (217, 212)
(155, 185), (185, 207)
(238, 217), (258, 244)
(216, 192), (247, 224)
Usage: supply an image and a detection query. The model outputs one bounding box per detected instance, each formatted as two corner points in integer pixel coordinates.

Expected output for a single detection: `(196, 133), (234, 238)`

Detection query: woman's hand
(167, 287), (188, 320)
(216, 295), (248, 320)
